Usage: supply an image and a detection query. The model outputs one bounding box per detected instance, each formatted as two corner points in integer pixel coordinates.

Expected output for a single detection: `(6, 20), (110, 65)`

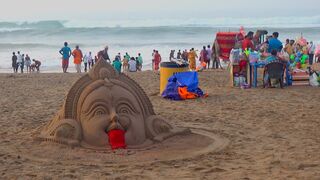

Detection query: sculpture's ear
(37, 119), (82, 147)
(146, 116), (191, 142)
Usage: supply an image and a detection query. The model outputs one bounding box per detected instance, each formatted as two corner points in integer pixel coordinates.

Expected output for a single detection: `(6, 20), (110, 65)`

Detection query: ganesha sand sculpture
(38, 59), (190, 150)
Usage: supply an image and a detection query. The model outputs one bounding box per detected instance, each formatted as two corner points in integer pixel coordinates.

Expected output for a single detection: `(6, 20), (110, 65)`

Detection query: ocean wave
(1, 16), (320, 30)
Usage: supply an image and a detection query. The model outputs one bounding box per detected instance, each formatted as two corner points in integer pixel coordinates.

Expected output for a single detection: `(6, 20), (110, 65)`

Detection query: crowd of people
(58, 42), (144, 73)
(168, 44), (223, 72)
(11, 51), (41, 73)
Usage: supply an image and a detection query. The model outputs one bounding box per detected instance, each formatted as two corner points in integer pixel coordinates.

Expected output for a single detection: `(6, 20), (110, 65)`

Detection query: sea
(1, 16), (320, 72)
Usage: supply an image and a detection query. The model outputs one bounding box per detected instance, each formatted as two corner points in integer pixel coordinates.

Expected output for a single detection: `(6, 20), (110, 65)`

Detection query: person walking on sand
(188, 48), (197, 71)
(154, 51), (162, 71)
(97, 46), (111, 63)
(16, 51), (23, 73)
(59, 42), (72, 73)
(72, 45), (83, 73)
(25, 54), (31, 73)
(12, 52), (17, 73)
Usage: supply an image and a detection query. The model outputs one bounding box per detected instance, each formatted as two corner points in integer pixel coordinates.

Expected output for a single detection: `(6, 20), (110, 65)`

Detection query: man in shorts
(59, 42), (72, 73)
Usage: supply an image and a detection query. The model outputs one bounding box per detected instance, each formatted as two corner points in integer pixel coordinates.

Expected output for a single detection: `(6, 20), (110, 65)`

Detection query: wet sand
(0, 70), (319, 179)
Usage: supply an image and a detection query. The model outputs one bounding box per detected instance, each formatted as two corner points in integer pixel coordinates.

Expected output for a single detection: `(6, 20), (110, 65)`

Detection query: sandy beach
(0, 70), (319, 179)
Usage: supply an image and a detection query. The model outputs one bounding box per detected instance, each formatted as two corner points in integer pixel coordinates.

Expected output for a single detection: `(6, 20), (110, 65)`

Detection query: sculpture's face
(79, 85), (146, 148)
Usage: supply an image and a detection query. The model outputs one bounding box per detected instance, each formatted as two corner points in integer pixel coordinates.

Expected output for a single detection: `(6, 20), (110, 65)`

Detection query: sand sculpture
(38, 59), (189, 150)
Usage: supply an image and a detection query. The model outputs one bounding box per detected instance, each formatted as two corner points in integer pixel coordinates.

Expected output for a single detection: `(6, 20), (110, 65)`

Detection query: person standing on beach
(188, 48), (197, 71)
(16, 51), (23, 73)
(152, 49), (156, 70)
(206, 45), (212, 69)
(21, 54), (25, 73)
(268, 32), (283, 53)
(59, 42), (72, 73)
(177, 50), (182, 59)
(200, 46), (208, 64)
(12, 52), (17, 73)
(97, 46), (111, 63)
(137, 53), (143, 71)
(154, 51), (162, 71)
(83, 53), (88, 72)
(212, 39), (222, 69)
(72, 45), (83, 73)
(84, 52), (93, 69)
(242, 32), (254, 51)
(25, 54), (31, 73)
(308, 41), (315, 65)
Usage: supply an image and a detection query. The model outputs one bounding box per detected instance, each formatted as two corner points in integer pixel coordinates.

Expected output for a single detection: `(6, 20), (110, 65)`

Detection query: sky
(0, 0), (319, 21)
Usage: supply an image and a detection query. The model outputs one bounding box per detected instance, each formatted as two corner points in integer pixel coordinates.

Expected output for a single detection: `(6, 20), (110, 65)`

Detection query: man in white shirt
(16, 51), (23, 73)
(128, 58), (137, 72)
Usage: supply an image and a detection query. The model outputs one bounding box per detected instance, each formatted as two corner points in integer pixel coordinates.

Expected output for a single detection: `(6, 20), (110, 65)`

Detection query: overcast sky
(0, 0), (319, 21)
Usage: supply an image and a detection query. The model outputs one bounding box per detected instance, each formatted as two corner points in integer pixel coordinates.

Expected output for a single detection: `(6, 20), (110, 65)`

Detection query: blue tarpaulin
(162, 72), (204, 100)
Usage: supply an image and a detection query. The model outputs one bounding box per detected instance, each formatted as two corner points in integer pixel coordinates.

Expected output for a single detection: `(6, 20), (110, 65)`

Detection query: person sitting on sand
(128, 57), (137, 72)
(59, 42), (72, 73)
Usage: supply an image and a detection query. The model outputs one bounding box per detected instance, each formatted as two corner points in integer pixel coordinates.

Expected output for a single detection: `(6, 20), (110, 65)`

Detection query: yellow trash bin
(160, 62), (189, 94)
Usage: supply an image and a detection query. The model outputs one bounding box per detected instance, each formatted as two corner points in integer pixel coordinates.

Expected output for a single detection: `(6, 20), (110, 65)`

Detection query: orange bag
(178, 87), (198, 100)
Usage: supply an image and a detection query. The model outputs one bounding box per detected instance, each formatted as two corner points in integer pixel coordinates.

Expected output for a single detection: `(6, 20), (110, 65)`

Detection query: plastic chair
(263, 61), (285, 88)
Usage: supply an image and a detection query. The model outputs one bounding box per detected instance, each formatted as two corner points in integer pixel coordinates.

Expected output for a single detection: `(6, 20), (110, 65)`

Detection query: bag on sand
(309, 72), (319, 87)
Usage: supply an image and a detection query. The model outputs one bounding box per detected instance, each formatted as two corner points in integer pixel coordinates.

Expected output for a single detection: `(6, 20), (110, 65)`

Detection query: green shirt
(137, 56), (143, 65)
(112, 60), (122, 73)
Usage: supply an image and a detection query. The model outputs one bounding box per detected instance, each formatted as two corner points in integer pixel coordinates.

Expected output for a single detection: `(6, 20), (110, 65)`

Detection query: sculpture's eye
(117, 104), (135, 115)
(94, 108), (107, 116)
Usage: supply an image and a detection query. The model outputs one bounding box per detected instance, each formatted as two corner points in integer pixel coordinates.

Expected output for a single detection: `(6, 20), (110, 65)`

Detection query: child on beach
(122, 56), (129, 72)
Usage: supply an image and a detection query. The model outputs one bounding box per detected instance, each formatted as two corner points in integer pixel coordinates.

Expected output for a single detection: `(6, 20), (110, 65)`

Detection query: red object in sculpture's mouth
(108, 129), (126, 150)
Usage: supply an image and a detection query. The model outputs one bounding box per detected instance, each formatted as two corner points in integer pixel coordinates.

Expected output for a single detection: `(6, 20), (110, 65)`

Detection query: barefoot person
(188, 48), (197, 71)
(11, 52), (17, 73)
(31, 59), (41, 72)
(25, 54), (31, 73)
(59, 42), (72, 73)
(154, 51), (162, 71)
(72, 45), (83, 73)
